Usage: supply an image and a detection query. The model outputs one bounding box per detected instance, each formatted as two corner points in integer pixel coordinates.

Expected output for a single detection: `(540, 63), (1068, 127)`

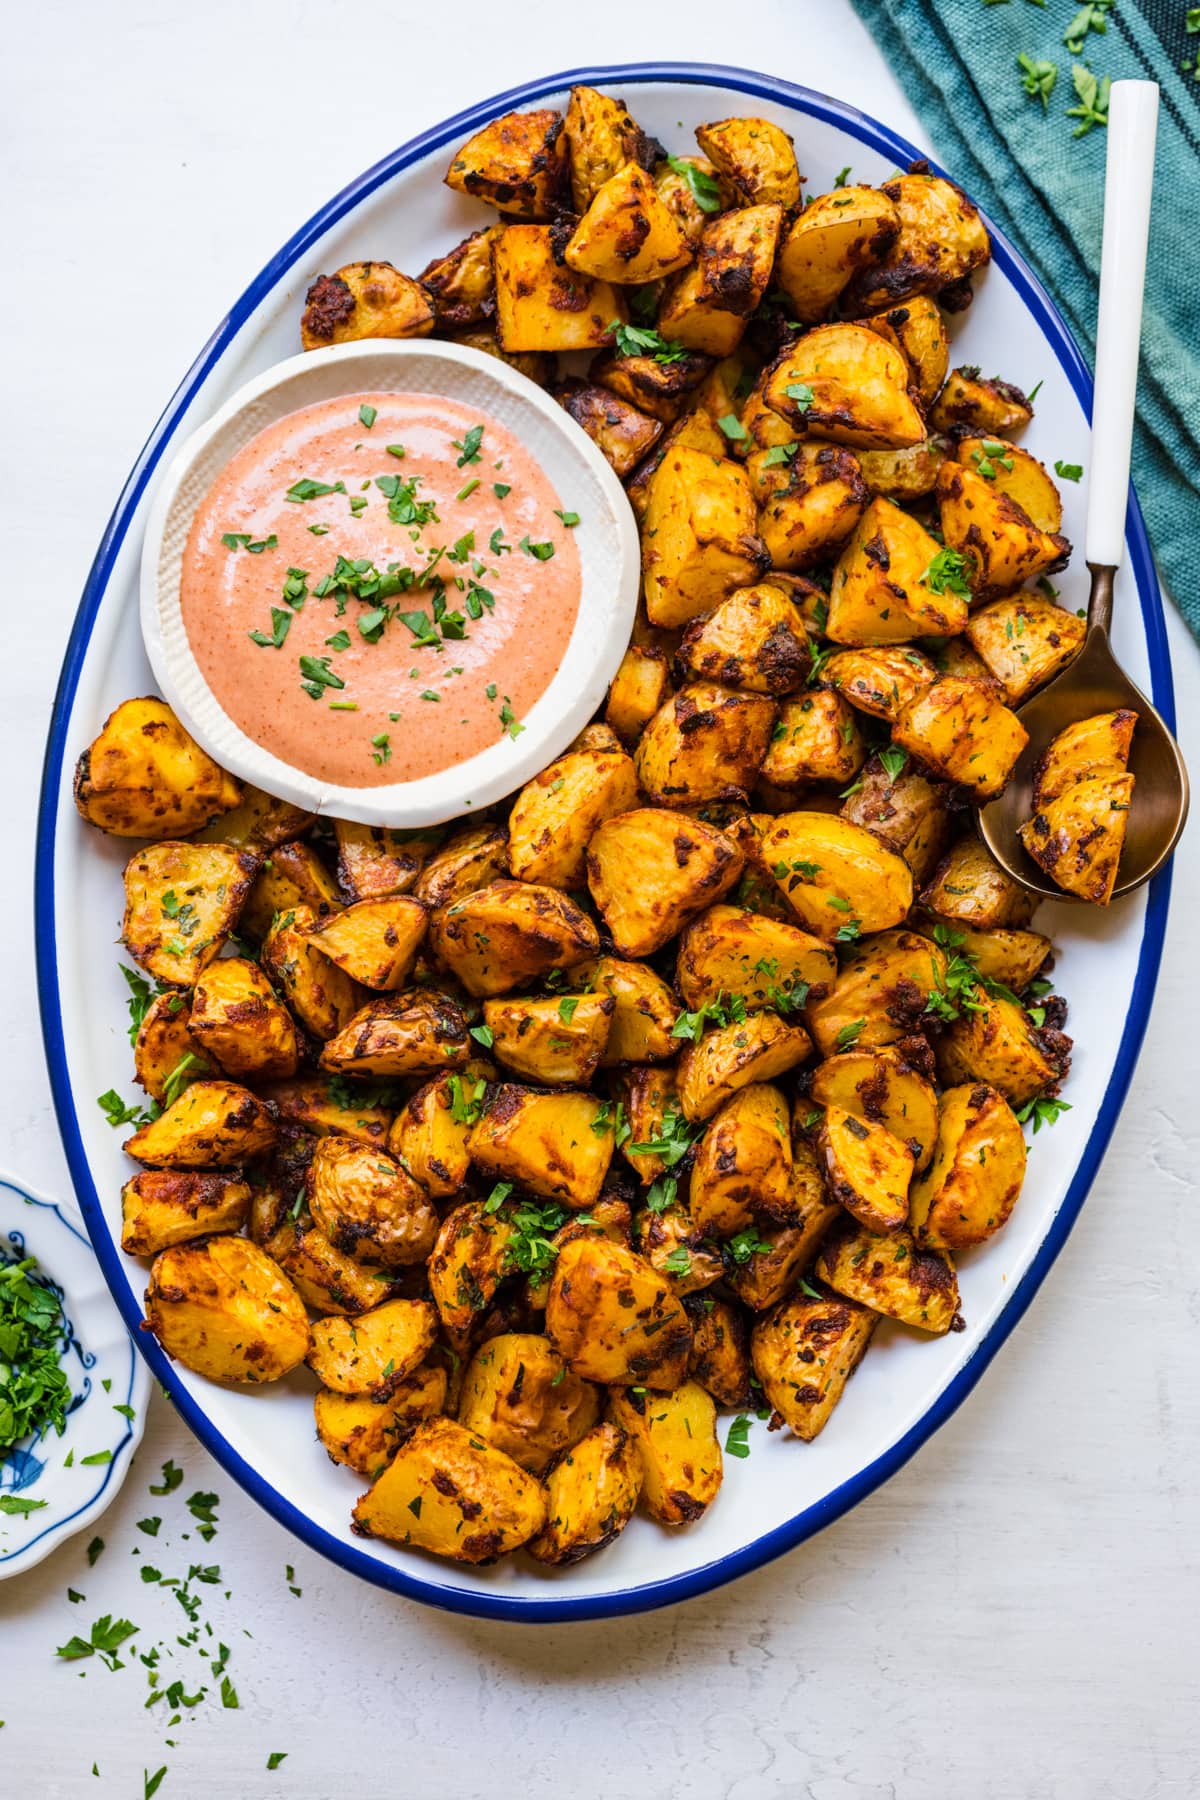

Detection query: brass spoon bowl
(978, 81), (1187, 902)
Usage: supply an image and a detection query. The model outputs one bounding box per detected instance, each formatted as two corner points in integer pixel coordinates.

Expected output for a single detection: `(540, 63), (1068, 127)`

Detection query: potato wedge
(909, 1082), (1027, 1250)
(300, 261), (434, 349)
(776, 187), (900, 320)
(132, 993), (209, 1104)
(815, 1216), (959, 1334)
(307, 1137), (438, 1270)
(493, 224), (626, 353)
(413, 824), (510, 910)
(936, 461), (1069, 601)
(657, 204), (783, 356)
(763, 325), (925, 451)
(931, 368), (1033, 437)
(587, 808), (744, 957)
(696, 116), (801, 208)
(1020, 774), (1134, 905)
(910, 918), (1051, 993)
(469, 1086), (614, 1210)
(936, 988), (1066, 1106)
(748, 442), (869, 571)
(727, 1135), (841, 1309)
(860, 295), (949, 404)
(417, 225), (500, 330)
(444, 107), (567, 218)
(894, 677), (1028, 800)
(633, 1206), (724, 1296)
(675, 903), (837, 1014)
(261, 904), (363, 1040)
(816, 1104), (915, 1234)
(593, 348), (712, 423)
(352, 1416), (547, 1563)
(635, 683), (776, 804)
(855, 437), (947, 502)
(123, 842), (257, 987)
(751, 1290), (877, 1439)
(556, 378), (664, 477)
(307, 1298), (438, 1396)
(565, 85), (655, 211)
(74, 697), (240, 839)
(840, 756), (953, 884)
(120, 1171), (250, 1258)
(507, 746), (639, 888)
(335, 820), (440, 901)
(625, 406), (728, 522)
(314, 1367), (448, 1477)
(319, 990), (470, 1079)
(689, 1082), (793, 1235)
(568, 956), (679, 1064)
(386, 1073), (473, 1197)
(964, 596), (1085, 707)
(565, 162), (693, 282)
(145, 1236), (308, 1382)
(607, 1380), (721, 1525)
(654, 155), (724, 246)
(458, 1332), (601, 1474)
(956, 436), (1062, 532)
(193, 783), (314, 854)
(827, 497), (968, 644)
(240, 840), (341, 940)
(677, 1011), (811, 1122)
(1032, 708), (1136, 806)
(674, 582), (812, 694)
(257, 1076), (393, 1150)
(428, 1202), (516, 1335)
(546, 1236), (692, 1388)
(842, 173), (990, 311)
(483, 994), (613, 1085)
(809, 1044), (939, 1172)
(920, 835), (1040, 930)
(642, 445), (767, 629)
(687, 1295), (751, 1407)
(429, 880), (599, 997)
(302, 897), (427, 992)
(760, 811), (914, 942)
(805, 927), (947, 1058)
(188, 957), (299, 1080)
(124, 1079), (276, 1169)
(258, 1216), (402, 1318)
(615, 1065), (685, 1189)
(760, 688), (866, 791)
(825, 647), (938, 722)
(526, 1420), (644, 1565)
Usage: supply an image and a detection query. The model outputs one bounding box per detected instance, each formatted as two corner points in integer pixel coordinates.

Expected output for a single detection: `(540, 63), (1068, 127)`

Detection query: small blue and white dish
(0, 1171), (150, 1579)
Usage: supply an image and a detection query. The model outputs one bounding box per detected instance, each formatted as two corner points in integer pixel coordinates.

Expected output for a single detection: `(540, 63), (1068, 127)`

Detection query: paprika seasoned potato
(634, 1205), (724, 1296)
(747, 442), (869, 571)
(303, 897), (428, 992)
(306, 1137), (439, 1269)
(752, 1290), (878, 1440)
(417, 225), (500, 330)
(189, 957), (300, 1081)
(335, 820), (440, 901)
(556, 379), (664, 478)
(607, 1380), (722, 1525)
(860, 295), (949, 404)
(936, 461), (1069, 601)
(921, 834), (1040, 930)
(469, 1085), (614, 1210)
(594, 348), (712, 422)
(687, 1294), (752, 1407)
(120, 1171), (251, 1258)
(842, 172), (990, 312)
(763, 325), (925, 451)
(352, 1417), (547, 1563)
(675, 903), (837, 1014)
(965, 595), (1085, 707)
(775, 187), (900, 321)
(565, 162), (693, 283)
(840, 756), (953, 884)
(123, 841), (257, 987)
(911, 917), (1051, 992)
(240, 840), (341, 940)
(936, 988), (1066, 1106)
(387, 1073), (474, 1197)
(827, 498), (968, 645)
(145, 1236), (309, 1383)
(427, 1202), (516, 1335)
(300, 261), (434, 350)
(1028, 708), (1136, 806)
(642, 445), (768, 629)
(564, 85), (653, 211)
(307, 1298), (438, 1396)
(805, 928), (946, 1059)
(677, 1010), (812, 1122)
(527, 1421), (644, 1565)
(193, 782), (314, 855)
(576, 956), (679, 1064)
(258, 1075), (393, 1150)
(825, 646), (938, 722)
(759, 811), (914, 942)
(546, 1236), (692, 1388)
(124, 1079), (276, 1169)
(894, 678), (1029, 800)
(689, 1082), (793, 1236)
(444, 106), (567, 218)
(413, 824), (509, 911)
(815, 1216), (960, 1335)
(429, 880), (599, 997)
(314, 1367), (448, 1477)
(1020, 773), (1135, 905)
(259, 1217), (402, 1318)
(261, 905), (362, 1041)
(507, 745), (639, 888)
(931, 368), (1033, 437)
(132, 993), (209, 1104)
(605, 645), (673, 745)
(458, 1332), (601, 1473)
(319, 990), (470, 1079)
(657, 204), (783, 356)
(810, 1044), (940, 1173)
(855, 437), (948, 502)
(817, 1104), (915, 1234)
(625, 406), (727, 521)
(493, 224), (626, 353)
(909, 1082), (1027, 1250)
(635, 683), (777, 804)
(75, 697), (240, 839)
(727, 1135), (841, 1310)
(696, 115), (801, 208)
(955, 436), (1063, 533)
(760, 688), (866, 792)
(483, 993), (614, 1085)
(587, 808), (744, 957)
(673, 582), (812, 694)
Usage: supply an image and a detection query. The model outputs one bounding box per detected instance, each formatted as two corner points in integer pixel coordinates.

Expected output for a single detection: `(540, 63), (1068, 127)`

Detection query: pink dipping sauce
(180, 391), (582, 788)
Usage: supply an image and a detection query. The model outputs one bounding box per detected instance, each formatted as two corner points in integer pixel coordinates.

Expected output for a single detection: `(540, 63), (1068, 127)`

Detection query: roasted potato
(615, 1064), (685, 1189)
(306, 1136), (438, 1270)
(594, 348), (712, 423)
(587, 808), (744, 957)
(120, 1171), (250, 1258)
(493, 224), (626, 353)
(675, 903), (836, 1015)
(696, 116), (802, 208)
(642, 445), (768, 629)
(910, 917), (1051, 993)
(188, 957), (299, 1080)
(840, 756), (953, 885)
(810, 1044), (939, 1172)
(673, 581), (811, 694)
(677, 1010), (811, 1122)
(955, 436), (1063, 532)
(444, 107), (567, 218)
(964, 594), (1085, 707)
(687, 1295), (751, 1407)
(413, 824), (509, 911)
(747, 442), (870, 571)
(816, 1104), (915, 1234)
(564, 85), (654, 211)
(469, 1085), (614, 1210)
(483, 993), (614, 1085)
(815, 1215), (959, 1334)
(762, 325), (925, 452)
(546, 1236), (692, 1388)
(261, 904), (362, 1041)
(574, 956), (679, 1063)
(805, 927), (947, 1058)
(759, 811), (914, 942)
(827, 497), (968, 645)
(657, 204), (783, 356)
(825, 646), (938, 722)
(860, 295), (949, 404)
(258, 1075), (393, 1150)
(607, 1380), (722, 1525)
(936, 462), (1069, 601)
(74, 698), (240, 839)
(123, 841), (257, 987)
(689, 1082), (793, 1235)
(314, 1367), (448, 1477)
(1019, 773), (1134, 905)
(307, 1298), (438, 1396)
(921, 835), (1040, 930)
(352, 1417), (547, 1563)
(841, 173), (990, 312)
(855, 437), (948, 502)
(894, 678), (1028, 801)
(752, 1288), (878, 1440)
(759, 688), (866, 792)
(302, 897), (428, 992)
(417, 225), (500, 330)
(633, 1205), (724, 1296)
(625, 404), (728, 521)
(909, 1082), (1027, 1249)
(132, 992), (209, 1104)
(936, 988), (1066, 1106)
(319, 990), (470, 1079)
(387, 1073), (473, 1197)
(335, 820), (440, 901)
(300, 260), (434, 350)
(556, 378), (664, 478)
(193, 782), (314, 854)
(145, 1236), (308, 1382)
(256, 1215), (402, 1318)
(727, 1134), (841, 1310)
(635, 683), (776, 804)
(654, 155), (725, 246)
(776, 187), (900, 320)
(565, 162), (693, 283)
(240, 840), (341, 940)
(458, 1332), (601, 1474)
(507, 746), (639, 887)
(526, 1420), (644, 1565)
(429, 880), (599, 997)
(931, 368), (1033, 437)
(124, 1079), (276, 1169)
(427, 1202), (516, 1335)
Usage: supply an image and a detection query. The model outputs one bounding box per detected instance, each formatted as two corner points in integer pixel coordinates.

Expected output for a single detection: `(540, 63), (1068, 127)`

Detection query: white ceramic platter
(36, 64), (1176, 1621)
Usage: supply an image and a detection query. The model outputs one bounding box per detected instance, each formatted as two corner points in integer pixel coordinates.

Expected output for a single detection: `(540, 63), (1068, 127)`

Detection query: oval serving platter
(36, 63), (1175, 1622)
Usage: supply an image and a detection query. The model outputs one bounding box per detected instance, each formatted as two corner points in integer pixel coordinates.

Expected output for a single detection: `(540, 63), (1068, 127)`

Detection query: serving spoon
(978, 79), (1188, 900)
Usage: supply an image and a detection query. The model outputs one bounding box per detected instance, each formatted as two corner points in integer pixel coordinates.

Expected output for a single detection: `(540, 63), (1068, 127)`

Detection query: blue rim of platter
(0, 1177), (139, 1568)
(35, 62), (1174, 1621)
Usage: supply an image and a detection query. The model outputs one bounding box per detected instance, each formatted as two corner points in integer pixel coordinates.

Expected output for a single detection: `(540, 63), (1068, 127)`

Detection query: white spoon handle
(1085, 79), (1159, 570)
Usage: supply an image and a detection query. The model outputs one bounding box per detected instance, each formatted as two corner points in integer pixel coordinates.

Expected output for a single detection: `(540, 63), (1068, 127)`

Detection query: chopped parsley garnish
(0, 1254), (73, 1452)
(56, 1614), (139, 1670)
(1054, 460), (1083, 481)
(1014, 1095), (1072, 1132)
(221, 532), (277, 554)
(833, 165), (852, 187)
(726, 1228), (772, 1265)
(1063, 0), (1112, 54)
(452, 425), (485, 467)
(763, 442), (799, 466)
(921, 547), (972, 599)
(557, 996), (580, 1025)
(500, 1199), (571, 1280)
(725, 1415), (752, 1459)
(285, 477), (345, 503)
(370, 733), (391, 767)
(386, 443), (406, 459)
(835, 1019), (866, 1051)
(1066, 63), (1111, 136)
(554, 509), (580, 527)
(493, 482), (511, 499)
(877, 745), (908, 784)
(1018, 53), (1059, 110)
(149, 1459), (183, 1496)
(374, 472), (438, 527)
(358, 403), (377, 429)
(784, 382), (815, 411)
(662, 1247), (692, 1277)
(717, 413), (749, 442)
(665, 154), (721, 212)
(97, 1089), (151, 1129)
(518, 535), (555, 560)
(498, 698), (524, 739)
(324, 630), (351, 652)
(608, 321), (690, 364)
(248, 608), (293, 651)
(298, 655), (345, 701)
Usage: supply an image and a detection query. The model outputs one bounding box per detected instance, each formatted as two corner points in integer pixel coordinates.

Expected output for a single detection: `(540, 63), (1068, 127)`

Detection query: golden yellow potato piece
(633, 1204), (724, 1296)
(594, 347), (712, 423)
(573, 956), (679, 1064)
(910, 918), (1051, 993)
(677, 1011), (811, 1123)
(608, 1380), (722, 1525)
(307, 1298), (439, 1397)
(635, 683), (776, 805)
(964, 596), (1085, 707)
(855, 438), (948, 502)
(483, 993), (613, 1086)
(689, 1082), (793, 1236)
(675, 903), (836, 1015)
(805, 927), (945, 1059)
(386, 1073), (473, 1198)
(493, 224), (626, 353)
(427, 1202), (516, 1335)
(674, 582), (812, 695)
(417, 225), (500, 330)
(429, 880), (599, 998)
(546, 1236), (692, 1388)
(122, 841), (257, 987)
(687, 1294), (751, 1406)
(760, 688), (866, 791)
(587, 807), (744, 958)
(936, 461), (1069, 601)
(527, 1420), (644, 1565)
(842, 174), (990, 312)
(763, 324), (925, 452)
(314, 1366), (448, 1477)
(1020, 774), (1134, 905)
(132, 993), (209, 1104)
(817, 1104), (915, 1234)
(507, 746), (639, 888)
(257, 1076), (393, 1150)
(642, 445), (767, 629)
(302, 897), (428, 992)
(748, 442), (869, 572)
(120, 1171), (250, 1258)
(955, 436), (1062, 532)
(145, 1236), (308, 1383)
(936, 988), (1064, 1106)
(627, 410), (728, 525)
(74, 697), (240, 839)
(261, 904), (362, 1041)
(810, 1044), (940, 1173)
(257, 1215), (401, 1318)
(658, 204), (783, 355)
(300, 261), (433, 350)
(654, 155), (724, 247)
(1030, 708), (1136, 807)
(193, 784), (315, 854)
(335, 820), (440, 901)
(840, 756), (953, 885)
(352, 1416), (547, 1563)
(239, 840), (341, 940)
(827, 498), (968, 645)
(776, 187), (900, 321)
(565, 162), (693, 282)
(825, 647), (938, 722)
(189, 957), (299, 1080)
(445, 106), (567, 217)
(525, 1199), (634, 1311)
(920, 835), (1040, 930)
(318, 990), (469, 1079)
(469, 1086), (614, 1210)
(816, 1216), (959, 1335)
(751, 1290), (878, 1439)
(565, 85), (653, 211)
(307, 1137), (438, 1270)
(458, 1332), (601, 1474)
(895, 678), (1029, 801)
(760, 811), (914, 942)
(696, 115), (801, 207)
(728, 1136), (841, 1310)
(604, 645), (673, 747)
(557, 378), (664, 478)
(931, 368), (1032, 437)
(910, 1082), (1027, 1250)
(615, 1064), (684, 1189)
(124, 1079), (276, 1169)
(859, 295), (949, 403)
(413, 824), (509, 911)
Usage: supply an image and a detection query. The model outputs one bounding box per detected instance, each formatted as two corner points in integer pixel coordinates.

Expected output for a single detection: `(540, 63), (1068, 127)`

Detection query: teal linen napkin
(848, 0), (1200, 634)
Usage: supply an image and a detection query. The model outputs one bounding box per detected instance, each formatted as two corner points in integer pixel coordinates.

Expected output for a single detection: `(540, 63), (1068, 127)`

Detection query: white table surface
(4, 5), (1198, 1795)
